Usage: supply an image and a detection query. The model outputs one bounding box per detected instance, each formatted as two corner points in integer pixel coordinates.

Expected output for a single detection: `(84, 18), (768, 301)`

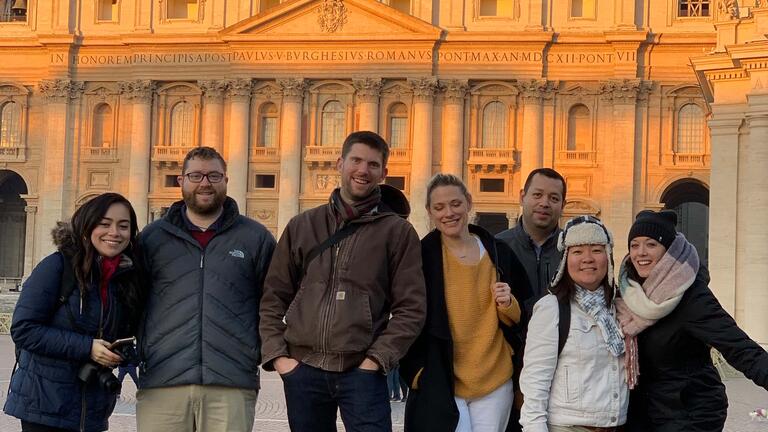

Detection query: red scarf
(99, 255), (121, 307)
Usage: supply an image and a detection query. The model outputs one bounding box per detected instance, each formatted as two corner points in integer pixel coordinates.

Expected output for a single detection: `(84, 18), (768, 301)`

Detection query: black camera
(77, 362), (121, 393)
(77, 342), (133, 393)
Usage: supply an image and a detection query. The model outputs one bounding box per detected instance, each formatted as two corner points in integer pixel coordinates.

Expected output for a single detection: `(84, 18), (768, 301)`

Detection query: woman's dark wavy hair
(52, 193), (144, 324)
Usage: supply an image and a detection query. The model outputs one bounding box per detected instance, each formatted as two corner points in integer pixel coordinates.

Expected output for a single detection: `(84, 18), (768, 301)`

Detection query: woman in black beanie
(616, 209), (768, 432)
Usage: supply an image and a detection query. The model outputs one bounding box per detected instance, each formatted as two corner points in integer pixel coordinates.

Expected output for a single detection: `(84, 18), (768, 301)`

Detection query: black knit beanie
(628, 210), (678, 250)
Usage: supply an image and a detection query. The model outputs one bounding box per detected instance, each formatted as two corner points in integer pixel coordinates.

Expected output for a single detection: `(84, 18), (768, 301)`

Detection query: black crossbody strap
(302, 223), (362, 276)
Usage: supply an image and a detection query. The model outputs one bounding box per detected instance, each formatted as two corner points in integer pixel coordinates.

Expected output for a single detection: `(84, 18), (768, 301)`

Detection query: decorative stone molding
(38, 80), (84, 103)
(277, 78), (307, 102)
(224, 79), (253, 102)
(252, 82), (281, 100)
(718, 0), (739, 20)
(408, 77), (438, 102)
(440, 79), (469, 105)
(353, 78), (383, 103)
(198, 80), (228, 102)
(315, 174), (341, 191)
(118, 80), (155, 104)
(317, 0), (348, 33)
(599, 79), (650, 104)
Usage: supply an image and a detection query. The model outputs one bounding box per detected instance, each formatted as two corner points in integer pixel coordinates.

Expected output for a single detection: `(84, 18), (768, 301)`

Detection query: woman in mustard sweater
(401, 173), (531, 432)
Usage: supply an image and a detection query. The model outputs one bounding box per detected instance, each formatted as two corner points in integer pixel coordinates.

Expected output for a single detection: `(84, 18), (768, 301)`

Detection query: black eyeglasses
(184, 172), (225, 183)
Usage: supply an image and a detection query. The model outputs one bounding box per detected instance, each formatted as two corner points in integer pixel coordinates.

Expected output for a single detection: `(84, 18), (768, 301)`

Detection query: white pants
(454, 379), (514, 432)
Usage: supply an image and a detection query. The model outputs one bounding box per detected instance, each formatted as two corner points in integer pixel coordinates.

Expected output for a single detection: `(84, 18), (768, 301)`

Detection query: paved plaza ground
(0, 315), (766, 431)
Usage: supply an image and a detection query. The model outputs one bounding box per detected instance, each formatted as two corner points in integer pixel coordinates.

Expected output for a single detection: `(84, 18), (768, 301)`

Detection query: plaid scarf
(615, 233), (700, 388)
(329, 186), (382, 224)
(574, 285), (626, 358)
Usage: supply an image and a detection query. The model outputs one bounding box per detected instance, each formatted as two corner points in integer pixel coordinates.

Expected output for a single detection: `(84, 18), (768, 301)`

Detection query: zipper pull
(200, 254), (204, 269)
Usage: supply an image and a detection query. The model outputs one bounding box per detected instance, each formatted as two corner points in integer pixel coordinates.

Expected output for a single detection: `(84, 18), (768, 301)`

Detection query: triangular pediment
(221, 0), (441, 41)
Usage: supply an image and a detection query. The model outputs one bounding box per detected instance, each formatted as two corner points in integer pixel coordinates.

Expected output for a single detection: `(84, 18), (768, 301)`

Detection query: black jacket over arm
(627, 266), (768, 432)
(400, 224), (532, 432)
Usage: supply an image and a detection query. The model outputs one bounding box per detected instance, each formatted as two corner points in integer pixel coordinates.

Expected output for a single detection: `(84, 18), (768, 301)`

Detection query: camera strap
(300, 222), (362, 279)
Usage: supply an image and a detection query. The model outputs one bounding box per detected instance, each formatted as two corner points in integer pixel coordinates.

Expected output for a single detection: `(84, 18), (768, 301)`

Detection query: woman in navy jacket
(4, 193), (144, 432)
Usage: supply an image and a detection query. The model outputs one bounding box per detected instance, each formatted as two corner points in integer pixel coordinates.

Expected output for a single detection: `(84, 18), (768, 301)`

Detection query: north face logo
(228, 249), (245, 259)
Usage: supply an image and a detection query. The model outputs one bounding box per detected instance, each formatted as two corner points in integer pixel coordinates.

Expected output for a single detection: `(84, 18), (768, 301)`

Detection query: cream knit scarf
(615, 233), (700, 388)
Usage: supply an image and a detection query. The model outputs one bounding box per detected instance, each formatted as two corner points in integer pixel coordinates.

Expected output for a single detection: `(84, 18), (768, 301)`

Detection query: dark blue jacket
(4, 252), (137, 432)
(137, 198), (275, 390)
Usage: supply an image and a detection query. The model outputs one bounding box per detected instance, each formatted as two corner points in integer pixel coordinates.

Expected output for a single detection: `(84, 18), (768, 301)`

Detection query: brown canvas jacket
(260, 184), (426, 373)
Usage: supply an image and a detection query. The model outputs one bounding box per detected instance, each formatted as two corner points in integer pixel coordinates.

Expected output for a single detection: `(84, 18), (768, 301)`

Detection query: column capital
(353, 78), (383, 103)
(409, 77), (438, 102)
(24, 205), (38, 214)
(119, 80), (155, 104)
(518, 79), (556, 103)
(440, 79), (469, 105)
(38, 79), (84, 103)
(225, 79), (253, 102)
(198, 79), (228, 103)
(599, 79), (651, 104)
(278, 78), (307, 102)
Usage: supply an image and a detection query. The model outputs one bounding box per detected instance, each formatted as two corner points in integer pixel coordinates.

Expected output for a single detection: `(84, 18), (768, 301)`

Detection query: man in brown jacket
(259, 131), (426, 432)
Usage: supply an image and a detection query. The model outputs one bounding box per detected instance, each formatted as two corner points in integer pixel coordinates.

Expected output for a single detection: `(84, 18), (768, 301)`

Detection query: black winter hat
(628, 210), (678, 250)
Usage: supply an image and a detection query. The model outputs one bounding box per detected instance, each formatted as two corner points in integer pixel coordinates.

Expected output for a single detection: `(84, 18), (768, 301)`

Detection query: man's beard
(183, 187), (226, 215)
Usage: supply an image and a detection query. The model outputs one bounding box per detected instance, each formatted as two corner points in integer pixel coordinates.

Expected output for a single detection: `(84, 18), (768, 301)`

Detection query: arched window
(91, 104), (113, 148)
(170, 101), (194, 147)
(321, 100), (345, 147)
(0, 102), (21, 148)
(567, 104), (591, 151)
(388, 103), (408, 149)
(482, 101), (507, 148)
(390, 0), (410, 14)
(258, 103), (278, 148)
(260, 0), (280, 11)
(676, 104), (705, 154)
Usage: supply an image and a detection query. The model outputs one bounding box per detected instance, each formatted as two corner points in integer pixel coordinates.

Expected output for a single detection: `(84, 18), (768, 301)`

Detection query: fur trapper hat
(550, 215), (615, 288)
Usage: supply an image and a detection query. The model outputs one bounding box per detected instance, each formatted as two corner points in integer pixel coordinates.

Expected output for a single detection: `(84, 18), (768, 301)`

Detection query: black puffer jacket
(626, 267), (768, 432)
(138, 198), (276, 390)
(400, 225), (532, 432)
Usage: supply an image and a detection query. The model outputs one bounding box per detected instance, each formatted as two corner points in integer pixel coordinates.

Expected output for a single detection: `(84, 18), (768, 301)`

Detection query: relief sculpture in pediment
(318, 0), (348, 33)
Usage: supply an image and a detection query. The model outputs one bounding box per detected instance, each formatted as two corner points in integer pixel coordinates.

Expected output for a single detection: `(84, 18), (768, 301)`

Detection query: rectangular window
(570, 0), (596, 18)
(678, 0), (710, 17)
(260, 117), (277, 148)
(255, 174), (276, 189)
(98, 0), (119, 21)
(479, 178), (505, 193)
(165, 175), (179, 188)
(385, 176), (406, 191)
(475, 212), (509, 235)
(390, 117), (408, 149)
(0, 0), (27, 22)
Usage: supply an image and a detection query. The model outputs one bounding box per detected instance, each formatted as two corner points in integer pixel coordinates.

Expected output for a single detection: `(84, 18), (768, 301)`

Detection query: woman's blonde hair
(425, 173), (471, 207)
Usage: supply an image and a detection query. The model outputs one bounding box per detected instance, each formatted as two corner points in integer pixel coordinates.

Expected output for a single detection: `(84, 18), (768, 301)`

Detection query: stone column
(408, 78), (438, 237)
(21, 203), (37, 280)
(738, 105), (768, 345)
(199, 80), (227, 151)
(37, 79), (82, 257)
(440, 80), (468, 177)
(519, 80), (546, 184)
(599, 80), (647, 247)
(225, 79), (253, 214)
(353, 78), (382, 133)
(276, 78), (306, 235)
(707, 110), (741, 316)
(119, 80), (155, 227)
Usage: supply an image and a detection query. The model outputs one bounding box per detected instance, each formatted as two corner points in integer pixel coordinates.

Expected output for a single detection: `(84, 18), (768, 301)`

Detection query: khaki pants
(136, 385), (257, 432)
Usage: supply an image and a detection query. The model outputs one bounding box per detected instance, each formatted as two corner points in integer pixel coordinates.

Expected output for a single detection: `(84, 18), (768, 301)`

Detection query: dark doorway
(661, 179), (709, 264)
(0, 170), (27, 279)
(475, 212), (509, 236)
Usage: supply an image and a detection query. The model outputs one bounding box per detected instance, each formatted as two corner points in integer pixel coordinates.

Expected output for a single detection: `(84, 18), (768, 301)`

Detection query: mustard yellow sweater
(442, 242), (522, 399)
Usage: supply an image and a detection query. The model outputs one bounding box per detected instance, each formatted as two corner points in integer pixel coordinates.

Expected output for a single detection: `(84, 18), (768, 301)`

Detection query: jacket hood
(51, 221), (77, 252)
(379, 183), (410, 218)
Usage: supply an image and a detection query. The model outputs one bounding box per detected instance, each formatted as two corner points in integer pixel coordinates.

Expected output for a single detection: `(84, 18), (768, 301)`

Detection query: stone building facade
(0, 0), (747, 334)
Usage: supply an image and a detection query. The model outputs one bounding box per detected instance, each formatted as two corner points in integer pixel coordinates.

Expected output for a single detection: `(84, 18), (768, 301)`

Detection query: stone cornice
(118, 80), (155, 104)
(198, 79), (228, 102)
(277, 78), (307, 102)
(440, 79), (469, 105)
(225, 79), (253, 102)
(352, 78), (383, 103)
(38, 79), (84, 103)
(408, 77), (438, 102)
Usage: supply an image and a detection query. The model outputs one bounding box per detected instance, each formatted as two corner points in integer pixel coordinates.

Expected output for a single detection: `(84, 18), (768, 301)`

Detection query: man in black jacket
(496, 168), (566, 314)
(136, 147), (276, 432)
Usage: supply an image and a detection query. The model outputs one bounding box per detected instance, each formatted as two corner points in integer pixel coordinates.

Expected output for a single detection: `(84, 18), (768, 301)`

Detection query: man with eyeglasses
(136, 146), (276, 432)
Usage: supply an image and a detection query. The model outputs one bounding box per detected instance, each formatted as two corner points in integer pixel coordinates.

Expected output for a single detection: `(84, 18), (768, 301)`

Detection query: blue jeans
(281, 363), (391, 432)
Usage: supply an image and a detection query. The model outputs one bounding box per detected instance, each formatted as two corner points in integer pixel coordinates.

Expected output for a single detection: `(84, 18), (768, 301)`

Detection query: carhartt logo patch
(228, 249), (245, 259)
(336, 291), (346, 300)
